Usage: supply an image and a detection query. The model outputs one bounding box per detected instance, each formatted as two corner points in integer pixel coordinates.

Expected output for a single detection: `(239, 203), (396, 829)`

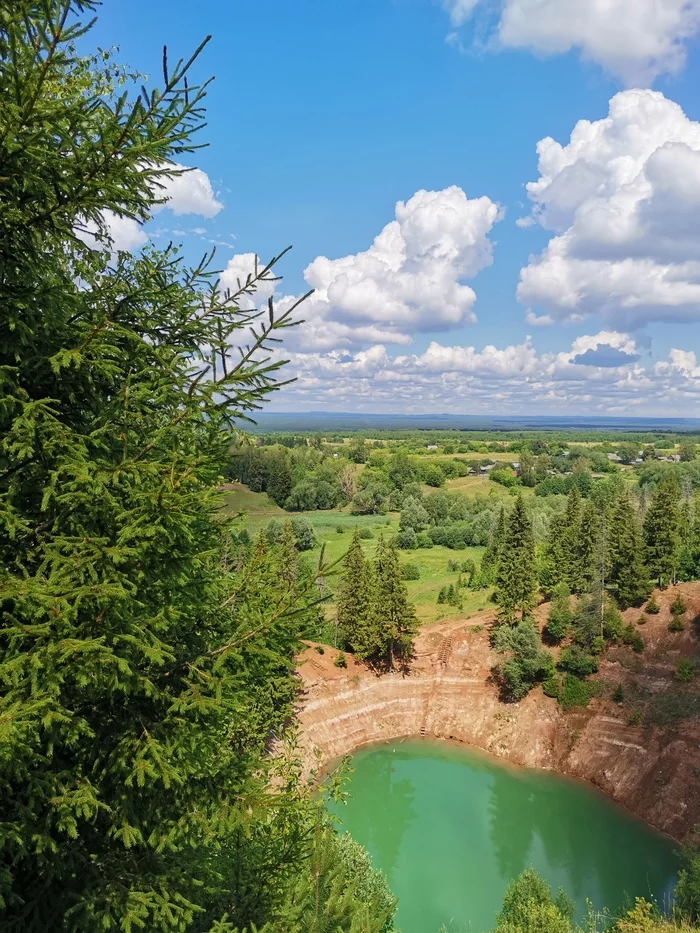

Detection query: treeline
(334, 531), (417, 667)
(231, 444), (470, 512)
(480, 474), (700, 703)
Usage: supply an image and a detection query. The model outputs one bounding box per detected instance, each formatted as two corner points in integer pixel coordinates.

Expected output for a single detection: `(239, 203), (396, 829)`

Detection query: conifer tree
(482, 506), (507, 585)
(374, 536), (417, 666)
(278, 519), (299, 587)
(572, 501), (599, 595)
(643, 474), (682, 585)
(607, 492), (650, 608)
(496, 495), (538, 624)
(0, 6), (358, 930)
(545, 583), (573, 641)
(336, 529), (378, 659)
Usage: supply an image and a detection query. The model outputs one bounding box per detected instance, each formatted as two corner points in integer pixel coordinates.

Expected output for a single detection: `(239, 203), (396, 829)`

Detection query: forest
(1, 3), (700, 933)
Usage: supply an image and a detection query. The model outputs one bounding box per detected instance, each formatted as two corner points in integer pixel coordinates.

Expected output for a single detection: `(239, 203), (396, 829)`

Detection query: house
(426, 444), (439, 451)
(606, 453), (622, 462)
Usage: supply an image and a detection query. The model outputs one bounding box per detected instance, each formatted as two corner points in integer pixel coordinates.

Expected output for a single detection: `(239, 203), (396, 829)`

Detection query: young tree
(374, 536), (417, 667)
(495, 496), (538, 624)
(545, 583), (573, 642)
(643, 474), (682, 585)
(266, 453), (293, 505)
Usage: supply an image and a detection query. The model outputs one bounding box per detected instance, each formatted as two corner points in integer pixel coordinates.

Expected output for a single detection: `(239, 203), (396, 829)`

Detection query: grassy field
(222, 484), (492, 625)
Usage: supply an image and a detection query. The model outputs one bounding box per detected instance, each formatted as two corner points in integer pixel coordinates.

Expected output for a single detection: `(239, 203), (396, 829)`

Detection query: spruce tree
(572, 501), (599, 595)
(336, 529), (378, 659)
(496, 495), (538, 624)
(607, 492), (650, 608)
(643, 474), (682, 585)
(0, 6), (353, 930)
(545, 583), (573, 642)
(374, 536), (417, 666)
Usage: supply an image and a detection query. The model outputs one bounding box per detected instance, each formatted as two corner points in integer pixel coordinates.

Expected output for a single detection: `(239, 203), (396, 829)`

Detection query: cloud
(517, 90), (700, 329)
(222, 187), (501, 350)
(440, 0), (700, 84)
(261, 329), (700, 414)
(155, 164), (223, 218)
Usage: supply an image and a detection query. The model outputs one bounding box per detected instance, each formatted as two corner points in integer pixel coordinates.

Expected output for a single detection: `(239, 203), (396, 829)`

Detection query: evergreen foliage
(495, 496), (538, 624)
(608, 492), (650, 608)
(644, 475), (682, 586)
(545, 583), (573, 642)
(0, 7), (391, 930)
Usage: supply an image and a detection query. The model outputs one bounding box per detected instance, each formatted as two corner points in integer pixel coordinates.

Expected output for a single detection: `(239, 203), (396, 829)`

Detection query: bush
(415, 531), (433, 548)
(397, 527), (418, 549)
(291, 517), (316, 551)
(637, 612), (648, 625)
(558, 646), (599, 677)
(671, 593), (688, 617)
(669, 615), (686, 632)
(336, 525), (345, 534)
(542, 675), (562, 699)
(401, 563), (421, 581)
(676, 853), (700, 923)
(334, 652), (348, 668)
(612, 684), (624, 703)
(603, 603), (624, 642)
(359, 527), (373, 540)
(490, 467), (519, 488)
(559, 674), (600, 710)
(646, 594), (661, 614)
(315, 645), (325, 655)
(676, 658), (695, 682)
(622, 623), (644, 653)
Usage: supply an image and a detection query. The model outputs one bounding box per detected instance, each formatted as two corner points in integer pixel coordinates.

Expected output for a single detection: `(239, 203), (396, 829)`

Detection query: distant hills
(246, 411), (700, 433)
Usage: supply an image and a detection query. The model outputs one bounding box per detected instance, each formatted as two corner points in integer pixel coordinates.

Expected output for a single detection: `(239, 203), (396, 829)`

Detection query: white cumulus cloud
(441, 0), (700, 85)
(224, 187), (502, 350)
(517, 90), (700, 329)
(269, 330), (700, 414)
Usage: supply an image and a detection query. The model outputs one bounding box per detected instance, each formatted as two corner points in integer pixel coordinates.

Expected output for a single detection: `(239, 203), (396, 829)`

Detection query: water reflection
(332, 741), (680, 933)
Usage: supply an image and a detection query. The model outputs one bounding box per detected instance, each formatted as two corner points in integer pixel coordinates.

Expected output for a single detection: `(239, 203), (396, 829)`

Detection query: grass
(445, 475), (535, 499)
(222, 484), (493, 625)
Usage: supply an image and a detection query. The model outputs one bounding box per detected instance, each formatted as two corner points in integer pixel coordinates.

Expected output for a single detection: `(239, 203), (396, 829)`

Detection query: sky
(89, 0), (700, 416)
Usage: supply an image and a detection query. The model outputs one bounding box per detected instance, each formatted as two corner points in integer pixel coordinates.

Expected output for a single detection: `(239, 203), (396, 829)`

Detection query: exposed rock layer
(297, 584), (700, 843)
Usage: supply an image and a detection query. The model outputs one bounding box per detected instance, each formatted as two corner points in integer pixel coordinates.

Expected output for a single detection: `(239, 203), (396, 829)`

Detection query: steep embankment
(296, 584), (700, 843)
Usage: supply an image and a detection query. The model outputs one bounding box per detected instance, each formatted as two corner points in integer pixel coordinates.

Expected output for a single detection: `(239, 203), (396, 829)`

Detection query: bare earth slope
(297, 584), (700, 843)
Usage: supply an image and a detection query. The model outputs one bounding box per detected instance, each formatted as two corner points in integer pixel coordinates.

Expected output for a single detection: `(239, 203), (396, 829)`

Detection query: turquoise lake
(331, 740), (680, 933)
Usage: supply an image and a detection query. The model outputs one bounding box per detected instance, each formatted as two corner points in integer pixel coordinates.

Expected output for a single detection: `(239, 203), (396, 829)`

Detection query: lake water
(330, 740), (680, 933)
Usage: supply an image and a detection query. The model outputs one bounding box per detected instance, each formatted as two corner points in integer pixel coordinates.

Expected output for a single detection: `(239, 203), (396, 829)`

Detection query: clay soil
(296, 583), (700, 843)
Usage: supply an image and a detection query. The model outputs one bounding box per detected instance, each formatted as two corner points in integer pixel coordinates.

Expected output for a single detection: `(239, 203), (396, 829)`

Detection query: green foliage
(334, 652), (348, 669)
(0, 6), (360, 929)
(359, 527), (374, 540)
(646, 595), (661, 614)
(558, 646), (599, 677)
(676, 659), (696, 683)
(401, 563), (421, 581)
(559, 675), (601, 710)
(677, 855), (700, 925)
(490, 467), (519, 488)
(397, 527), (418, 549)
(644, 475), (682, 586)
(493, 622), (554, 701)
(546, 583), (573, 641)
(622, 623), (645, 653)
(495, 496), (538, 624)
(671, 593), (689, 616)
(494, 869), (574, 933)
(608, 492), (650, 608)
(669, 615), (686, 632)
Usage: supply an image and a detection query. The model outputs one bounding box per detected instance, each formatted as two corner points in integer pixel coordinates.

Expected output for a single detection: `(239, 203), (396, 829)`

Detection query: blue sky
(91, 0), (700, 414)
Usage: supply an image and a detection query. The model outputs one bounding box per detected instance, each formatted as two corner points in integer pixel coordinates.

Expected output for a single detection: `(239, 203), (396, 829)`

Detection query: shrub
(676, 658), (695, 682)
(415, 531), (434, 548)
(676, 852), (700, 923)
(612, 684), (625, 703)
(559, 674), (600, 710)
(637, 612), (648, 625)
(447, 560), (459, 572)
(669, 615), (686, 632)
(401, 563), (421, 581)
(358, 527), (373, 540)
(334, 652), (348, 668)
(315, 645), (325, 655)
(603, 603), (624, 642)
(291, 516), (316, 551)
(671, 593), (688, 617)
(646, 594), (661, 614)
(336, 525), (345, 534)
(397, 527), (418, 549)
(542, 675), (562, 699)
(558, 646), (599, 677)
(490, 467), (519, 488)
(627, 709), (642, 726)
(622, 623), (644, 653)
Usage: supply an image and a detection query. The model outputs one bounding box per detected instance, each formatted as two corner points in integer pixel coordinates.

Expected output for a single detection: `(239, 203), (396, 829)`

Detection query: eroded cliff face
(296, 584), (700, 843)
